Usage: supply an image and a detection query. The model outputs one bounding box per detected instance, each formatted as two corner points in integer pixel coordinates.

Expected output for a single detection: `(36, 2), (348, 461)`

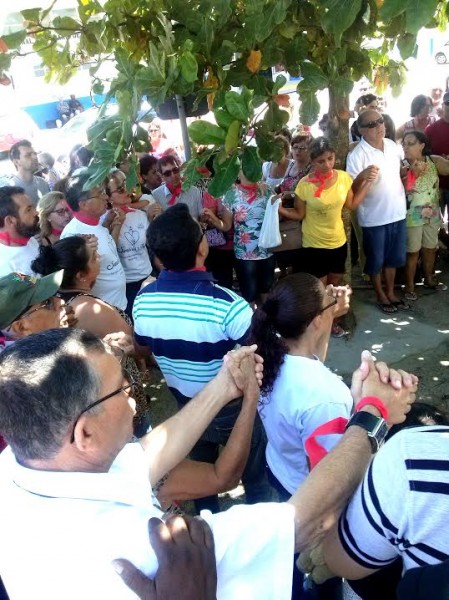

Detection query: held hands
(360, 165), (379, 184)
(326, 284), (352, 319)
(103, 332), (135, 357)
(217, 345), (263, 402)
(113, 516), (217, 600)
(351, 350), (418, 426)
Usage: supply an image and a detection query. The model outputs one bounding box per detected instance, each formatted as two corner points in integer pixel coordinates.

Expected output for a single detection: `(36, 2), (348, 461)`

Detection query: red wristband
(355, 396), (389, 421)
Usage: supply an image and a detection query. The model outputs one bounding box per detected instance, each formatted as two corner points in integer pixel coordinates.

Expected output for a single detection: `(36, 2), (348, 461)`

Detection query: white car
(435, 41), (449, 64)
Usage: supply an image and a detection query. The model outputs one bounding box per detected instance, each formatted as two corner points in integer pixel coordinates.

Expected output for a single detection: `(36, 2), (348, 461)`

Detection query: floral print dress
(222, 184), (273, 260)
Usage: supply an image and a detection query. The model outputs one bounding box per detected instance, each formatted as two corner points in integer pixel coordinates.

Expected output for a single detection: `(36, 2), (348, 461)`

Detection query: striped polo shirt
(338, 426), (449, 573)
(133, 270), (253, 404)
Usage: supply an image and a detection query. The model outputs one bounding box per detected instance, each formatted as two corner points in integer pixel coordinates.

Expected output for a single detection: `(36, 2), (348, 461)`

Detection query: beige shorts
(406, 221), (440, 253)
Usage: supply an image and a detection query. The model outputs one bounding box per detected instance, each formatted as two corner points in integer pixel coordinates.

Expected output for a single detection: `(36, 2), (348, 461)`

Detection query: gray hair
(0, 328), (107, 461)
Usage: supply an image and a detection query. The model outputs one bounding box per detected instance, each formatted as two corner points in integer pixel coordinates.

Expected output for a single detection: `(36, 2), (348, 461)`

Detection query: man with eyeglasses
(347, 110), (408, 314)
(0, 186), (41, 278)
(151, 155), (203, 219)
(60, 169), (127, 311)
(0, 327), (416, 599)
(425, 90), (449, 220)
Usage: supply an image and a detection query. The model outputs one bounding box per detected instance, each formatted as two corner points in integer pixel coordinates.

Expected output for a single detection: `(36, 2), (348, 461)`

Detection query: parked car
(435, 41), (449, 64)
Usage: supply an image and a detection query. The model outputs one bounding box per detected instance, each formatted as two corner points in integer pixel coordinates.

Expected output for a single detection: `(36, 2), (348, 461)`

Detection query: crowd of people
(0, 84), (449, 600)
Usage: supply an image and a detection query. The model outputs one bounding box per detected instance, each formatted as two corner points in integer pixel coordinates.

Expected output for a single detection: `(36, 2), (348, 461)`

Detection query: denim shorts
(362, 219), (406, 275)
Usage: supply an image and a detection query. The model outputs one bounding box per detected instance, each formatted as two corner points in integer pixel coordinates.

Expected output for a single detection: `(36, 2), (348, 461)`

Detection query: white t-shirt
(346, 137), (406, 227)
(0, 443), (295, 600)
(262, 160), (293, 191)
(61, 218), (127, 310)
(0, 237), (40, 277)
(115, 210), (152, 283)
(259, 355), (353, 494)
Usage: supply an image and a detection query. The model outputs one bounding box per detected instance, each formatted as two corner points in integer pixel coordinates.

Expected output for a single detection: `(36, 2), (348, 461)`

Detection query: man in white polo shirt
(61, 170), (127, 311)
(347, 110), (408, 314)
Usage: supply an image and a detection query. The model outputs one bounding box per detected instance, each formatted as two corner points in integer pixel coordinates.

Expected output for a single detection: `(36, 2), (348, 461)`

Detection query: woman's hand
(201, 207), (218, 227)
(326, 284), (352, 318)
(410, 160), (428, 178)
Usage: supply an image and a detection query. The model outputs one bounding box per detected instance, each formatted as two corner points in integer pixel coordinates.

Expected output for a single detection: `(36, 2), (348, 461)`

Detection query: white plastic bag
(259, 196), (281, 249)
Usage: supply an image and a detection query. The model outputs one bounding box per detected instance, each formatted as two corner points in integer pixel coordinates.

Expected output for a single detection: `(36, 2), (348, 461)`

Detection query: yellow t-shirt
(295, 170), (353, 249)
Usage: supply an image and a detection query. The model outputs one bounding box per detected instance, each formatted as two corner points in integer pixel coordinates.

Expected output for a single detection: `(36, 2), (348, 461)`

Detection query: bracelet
(355, 396), (389, 421)
(218, 219), (224, 230)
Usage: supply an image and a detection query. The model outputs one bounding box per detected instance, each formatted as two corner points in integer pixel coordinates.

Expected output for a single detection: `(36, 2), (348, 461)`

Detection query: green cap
(0, 270), (64, 330)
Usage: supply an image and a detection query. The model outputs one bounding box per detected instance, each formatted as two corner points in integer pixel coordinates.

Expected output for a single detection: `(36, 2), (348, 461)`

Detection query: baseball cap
(0, 270), (63, 330)
(443, 91), (449, 104)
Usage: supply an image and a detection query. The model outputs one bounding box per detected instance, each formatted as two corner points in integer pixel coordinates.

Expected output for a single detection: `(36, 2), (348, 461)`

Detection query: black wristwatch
(345, 411), (388, 453)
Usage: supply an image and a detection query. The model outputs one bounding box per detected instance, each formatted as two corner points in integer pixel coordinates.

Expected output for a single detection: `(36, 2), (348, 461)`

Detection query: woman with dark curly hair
(248, 273), (353, 500)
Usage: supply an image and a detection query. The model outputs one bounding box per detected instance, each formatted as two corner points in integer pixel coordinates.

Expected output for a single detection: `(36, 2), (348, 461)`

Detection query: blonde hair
(37, 191), (65, 238)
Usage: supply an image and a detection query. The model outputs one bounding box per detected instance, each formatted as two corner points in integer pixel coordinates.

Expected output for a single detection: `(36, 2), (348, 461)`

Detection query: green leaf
(126, 156), (139, 189)
(115, 47), (135, 79)
(297, 62), (329, 92)
(299, 91), (320, 126)
(1, 30), (27, 50)
(188, 120), (226, 145)
(20, 8), (41, 22)
(320, 0), (362, 46)
(182, 158), (202, 191)
(0, 55), (12, 72)
(180, 50), (198, 83)
(255, 130), (282, 161)
(264, 102), (289, 133)
(208, 153), (240, 197)
(224, 91), (250, 122)
(380, 0), (406, 22)
(215, 108), (235, 129)
(397, 33), (418, 60)
(331, 77), (354, 97)
(404, 0), (439, 34)
(241, 146), (262, 183)
(52, 16), (80, 31)
(225, 120), (241, 153)
(272, 74), (287, 95)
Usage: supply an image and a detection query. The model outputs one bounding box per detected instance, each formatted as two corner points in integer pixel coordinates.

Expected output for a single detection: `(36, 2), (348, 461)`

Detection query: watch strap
(355, 396), (389, 421)
(345, 411), (388, 453)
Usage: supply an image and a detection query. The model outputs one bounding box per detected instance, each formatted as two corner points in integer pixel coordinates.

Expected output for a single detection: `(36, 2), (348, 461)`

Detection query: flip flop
(423, 281), (448, 291)
(391, 300), (411, 311)
(404, 291), (418, 301)
(376, 302), (398, 314)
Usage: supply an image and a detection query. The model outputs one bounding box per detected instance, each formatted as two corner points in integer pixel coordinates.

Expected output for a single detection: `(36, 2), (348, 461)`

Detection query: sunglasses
(16, 297), (54, 321)
(360, 116), (384, 129)
(70, 368), (137, 443)
(162, 167), (180, 177)
(292, 145), (308, 150)
(52, 207), (71, 216)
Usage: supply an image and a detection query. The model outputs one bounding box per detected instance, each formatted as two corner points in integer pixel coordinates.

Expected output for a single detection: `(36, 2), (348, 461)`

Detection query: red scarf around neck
(238, 182), (258, 204)
(119, 205), (136, 214)
(308, 170), (333, 198)
(405, 169), (418, 192)
(73, 212), (100, 226)
(167, 183), (182, 206)
(0, 231), (30, 246)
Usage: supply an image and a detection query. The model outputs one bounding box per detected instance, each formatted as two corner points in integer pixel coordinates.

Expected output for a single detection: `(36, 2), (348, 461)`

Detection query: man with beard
(0, 140), (49, 206)
(0, 186), (41, 277)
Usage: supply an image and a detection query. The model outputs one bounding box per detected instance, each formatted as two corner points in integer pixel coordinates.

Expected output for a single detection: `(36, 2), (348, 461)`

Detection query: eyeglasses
(70, 369), (137, 443)
(319, 297), (338, 315)
(292, 145), (308, 151)
(111, 183), (126, 195)
(359, 116), (384, 129)
(162, 167), (180, 177)
(16, 297), (54, 321)
(52, 207), (71, 216)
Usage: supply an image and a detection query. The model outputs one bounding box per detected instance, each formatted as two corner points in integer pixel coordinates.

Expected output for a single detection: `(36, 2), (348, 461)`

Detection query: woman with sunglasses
(31, 236), (150, 435)
(37, 191), (72, 246)
(105, 169), (153, 316)
(273, 133), (312, 273)
(402, 130), (449, 300)
(295, 137), (376, 336)
(248, 273), (351, 599)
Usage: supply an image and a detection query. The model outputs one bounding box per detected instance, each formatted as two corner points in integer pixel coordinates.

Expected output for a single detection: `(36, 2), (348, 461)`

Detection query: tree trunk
(327, 87), (352, 283)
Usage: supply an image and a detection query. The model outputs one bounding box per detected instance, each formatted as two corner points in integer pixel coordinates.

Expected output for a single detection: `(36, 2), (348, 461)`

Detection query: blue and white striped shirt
(339, 426), (449, 573)
(133, 270), (252, 404)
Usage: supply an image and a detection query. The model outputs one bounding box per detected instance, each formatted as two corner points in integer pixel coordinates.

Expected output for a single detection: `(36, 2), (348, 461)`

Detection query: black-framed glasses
(111, 183), (126, 195)
(70, 369), (137, 443)
(319, 297), (338, 315)
(162, 167), (180, 177)
(16, 297), (54, 321)
(360, 116), (384, 129)
(52, 207), (71, 216)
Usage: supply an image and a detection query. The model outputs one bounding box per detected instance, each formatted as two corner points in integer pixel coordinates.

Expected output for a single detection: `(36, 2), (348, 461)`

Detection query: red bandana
(405, 169), (418, 192)
(0, 231), (30, 246)
(308, 170), (333, 197)
(72, 212), (100, 226)
(120, 205), (136, 214)
(167, 183), (182, 206)
(239, 182), (258, 204)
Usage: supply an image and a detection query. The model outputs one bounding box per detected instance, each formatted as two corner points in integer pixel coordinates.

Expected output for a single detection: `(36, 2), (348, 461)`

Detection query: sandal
(376, 302), (398, 314)
(423, 281), (448, 291)
(404, 291), (418, 301)
(391, 300), (411, 311)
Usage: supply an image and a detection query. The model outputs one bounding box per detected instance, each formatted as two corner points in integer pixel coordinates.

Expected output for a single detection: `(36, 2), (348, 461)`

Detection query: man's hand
(218, 345), (263, 400)
(359, 165), (379, 183)
(113, 516), (217, 600)
(326, 284), (351, 319)
(351, 350), (417, 425)
(79, 234), (98, 253)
